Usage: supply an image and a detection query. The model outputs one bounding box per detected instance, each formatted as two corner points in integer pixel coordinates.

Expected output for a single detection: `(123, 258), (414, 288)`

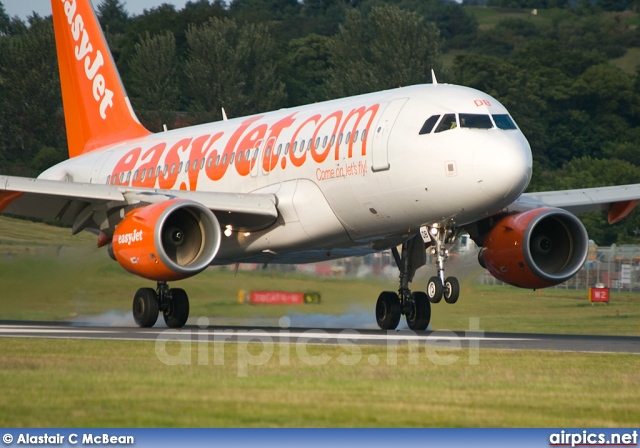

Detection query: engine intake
(112, 199), (221, 281)
(479, 208), (589, 289)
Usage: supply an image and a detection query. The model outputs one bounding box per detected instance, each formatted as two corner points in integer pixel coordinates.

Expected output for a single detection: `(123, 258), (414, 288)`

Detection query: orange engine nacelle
(111, 199), (221, 281)
(479, 208), (589, 289)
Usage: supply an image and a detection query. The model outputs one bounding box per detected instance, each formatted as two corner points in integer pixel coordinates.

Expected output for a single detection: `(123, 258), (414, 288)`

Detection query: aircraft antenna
(431, 69), (438, 85)
(222, 108), (228, 121)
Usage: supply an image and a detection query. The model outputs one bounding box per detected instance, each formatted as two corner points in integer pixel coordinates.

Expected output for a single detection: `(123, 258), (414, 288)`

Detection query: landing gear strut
(375, 236), (431, 331)
(132, 281), (190, 328)
(375, 224), (461, 331)
(426, 225), (460, 305)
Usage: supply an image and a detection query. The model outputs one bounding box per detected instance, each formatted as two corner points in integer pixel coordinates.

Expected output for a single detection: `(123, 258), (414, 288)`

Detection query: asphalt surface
(0, 320), (639, 354)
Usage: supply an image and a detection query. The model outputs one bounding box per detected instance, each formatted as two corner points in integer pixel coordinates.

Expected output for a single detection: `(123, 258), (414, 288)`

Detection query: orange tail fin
(52, 0), (150, 158)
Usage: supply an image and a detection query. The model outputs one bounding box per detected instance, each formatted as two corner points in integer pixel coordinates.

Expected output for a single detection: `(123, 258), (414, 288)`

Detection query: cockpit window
(459, 114), (493, 129)
(419, 115), (440, 135)
(492, 114), (518, 130)
(434, 114), (457, 133)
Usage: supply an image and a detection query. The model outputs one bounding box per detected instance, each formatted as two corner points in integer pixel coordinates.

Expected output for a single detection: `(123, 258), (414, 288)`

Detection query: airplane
(2, 0), (640, 330)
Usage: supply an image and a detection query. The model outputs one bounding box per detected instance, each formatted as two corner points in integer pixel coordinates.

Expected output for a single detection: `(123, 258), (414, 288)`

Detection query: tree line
(1, 0), (639, 244)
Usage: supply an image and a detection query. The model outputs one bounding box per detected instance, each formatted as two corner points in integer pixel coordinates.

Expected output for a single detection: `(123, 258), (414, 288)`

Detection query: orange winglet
(52, 0), (151, 158)
(0, 191), (24, 213)
(608, 200), (639, 224)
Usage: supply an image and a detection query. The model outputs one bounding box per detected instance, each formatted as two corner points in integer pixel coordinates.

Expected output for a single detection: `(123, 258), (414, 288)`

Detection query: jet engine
(111, 199), (221, 281)
(479, 208), (589, 289)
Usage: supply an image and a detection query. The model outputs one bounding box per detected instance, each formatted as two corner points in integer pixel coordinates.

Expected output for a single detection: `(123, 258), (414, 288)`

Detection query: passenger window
(200, 158), (205, 169)
(207, 157), (213, 168)
(170, 164), (176, 175)
(322, 136), (328, 148)
(330, 135), (335, 146)
(338, 134), (343, 145)
(434, 114), (457, 133)
(353, 130), (359, 142)
(216, 155), (220, 166)
(346, 132), (351, 143)
(277, 144), (282, 155)
(293, 141), (298, 153)
(163, 165), (168, 176)
(419, 115), (440, 135)
(285, 142), (290, 155)
(361, 129), (366, 141)
(192, 159), (198, 171)
(492, 114), (518, 130)
(141, 168), (146, 179)
(119, 172), (125, 183)
(222, 155), (227, 165)
(315, 137), (320, 149)
(133, 170), (139, 181)
(230, 153), (235, 164)
(307, 139), (312, 151)
(460, 114), (493, 129)
(237, 151), (243, 163)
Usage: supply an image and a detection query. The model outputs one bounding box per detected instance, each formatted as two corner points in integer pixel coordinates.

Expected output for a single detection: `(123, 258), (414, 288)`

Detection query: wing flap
(0, 176), (278, 232)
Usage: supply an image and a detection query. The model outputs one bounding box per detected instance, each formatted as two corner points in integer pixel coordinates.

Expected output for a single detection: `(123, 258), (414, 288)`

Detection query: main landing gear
(375, 225), (460, 331)
(132, 281), (190, 328)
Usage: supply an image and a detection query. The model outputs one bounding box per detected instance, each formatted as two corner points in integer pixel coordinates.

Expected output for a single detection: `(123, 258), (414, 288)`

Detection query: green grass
(0, 338), (638, 427)
(1, 217), (639, 427)
(465, 6), (559, 31)
(1, 216), (640, 335)
(612, 47), (640, 74)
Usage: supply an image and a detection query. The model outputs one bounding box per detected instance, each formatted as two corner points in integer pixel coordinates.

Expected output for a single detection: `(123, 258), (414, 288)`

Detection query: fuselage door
(371, 97), (409, 172)
(250, 139), (263, 178)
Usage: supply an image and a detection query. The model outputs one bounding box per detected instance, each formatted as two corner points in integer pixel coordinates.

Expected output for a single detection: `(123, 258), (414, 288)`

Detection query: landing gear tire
(444, 277), (460, 304)
(406, 291), (431, 331)
(163, 288), (190, 328)
(427, 276), (443, 303)
(376, 291), (401, 330)
(133, 288), (159, 328)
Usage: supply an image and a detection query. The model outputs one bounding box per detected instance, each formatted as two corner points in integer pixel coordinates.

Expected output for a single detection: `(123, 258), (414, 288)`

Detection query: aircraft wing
(516, 184), (640, 224)
(0, 175), (278, 233)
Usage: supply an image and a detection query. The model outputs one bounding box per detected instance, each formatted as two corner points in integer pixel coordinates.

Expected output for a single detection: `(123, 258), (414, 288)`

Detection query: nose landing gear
(426, 225), (460, 305)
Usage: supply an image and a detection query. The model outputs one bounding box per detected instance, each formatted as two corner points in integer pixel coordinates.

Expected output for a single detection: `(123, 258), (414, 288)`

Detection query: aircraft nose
(473, 133), (532, 199)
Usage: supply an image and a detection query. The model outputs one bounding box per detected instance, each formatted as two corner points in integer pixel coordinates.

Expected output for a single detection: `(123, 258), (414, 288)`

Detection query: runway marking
(156, 329), (533, 342)
(1, 323), (638, 354)
(0, 325), (532, 342)
(0, 327), (120, 334)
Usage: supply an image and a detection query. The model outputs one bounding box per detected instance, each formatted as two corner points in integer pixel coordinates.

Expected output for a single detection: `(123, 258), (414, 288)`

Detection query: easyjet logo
(62, 0), (114, 119)
(110, 104), (380, 190)
(117, 229), (143, 246)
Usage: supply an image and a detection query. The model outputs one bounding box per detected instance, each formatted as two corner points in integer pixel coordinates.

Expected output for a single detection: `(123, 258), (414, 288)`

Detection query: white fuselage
(40, 84), (533, 263)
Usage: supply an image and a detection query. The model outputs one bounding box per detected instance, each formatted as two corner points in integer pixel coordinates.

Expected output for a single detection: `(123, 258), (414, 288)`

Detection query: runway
(0, 320), (638, 354)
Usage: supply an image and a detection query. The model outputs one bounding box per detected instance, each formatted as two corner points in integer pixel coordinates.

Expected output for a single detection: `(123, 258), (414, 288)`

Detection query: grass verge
(0, 338), (638, 427)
